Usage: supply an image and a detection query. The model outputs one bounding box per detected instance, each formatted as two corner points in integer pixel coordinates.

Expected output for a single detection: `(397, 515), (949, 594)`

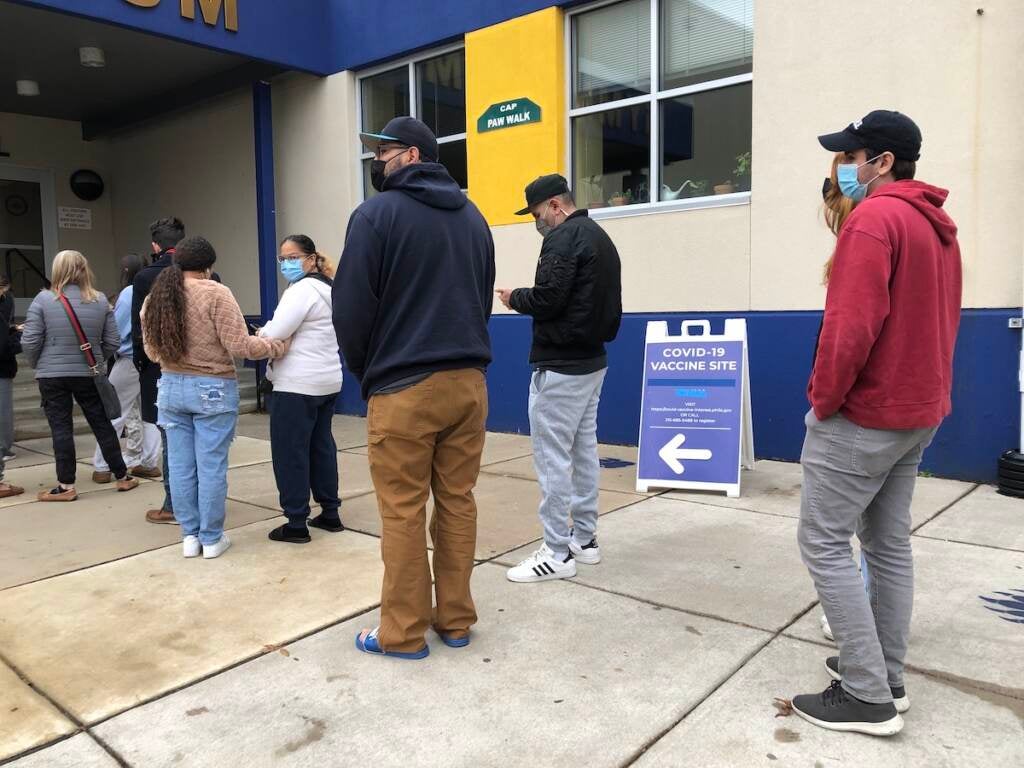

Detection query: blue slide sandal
(355, 627), (430, 660)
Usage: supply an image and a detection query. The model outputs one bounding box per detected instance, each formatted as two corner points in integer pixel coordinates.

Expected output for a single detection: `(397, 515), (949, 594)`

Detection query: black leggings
(38, 377), (127, 485)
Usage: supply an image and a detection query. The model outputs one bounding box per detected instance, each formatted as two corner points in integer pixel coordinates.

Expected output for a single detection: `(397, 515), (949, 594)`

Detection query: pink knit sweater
(142, 279), (285, 379)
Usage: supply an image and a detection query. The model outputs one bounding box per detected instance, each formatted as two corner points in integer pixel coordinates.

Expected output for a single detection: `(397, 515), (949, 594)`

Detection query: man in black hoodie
(335, 117), (495, 660)
(132, 216), (183, 525)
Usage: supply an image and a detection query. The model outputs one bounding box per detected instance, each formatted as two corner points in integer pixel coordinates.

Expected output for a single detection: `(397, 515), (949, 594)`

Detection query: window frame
(355, 42), (468, 199)
(565, 0), (753, 220)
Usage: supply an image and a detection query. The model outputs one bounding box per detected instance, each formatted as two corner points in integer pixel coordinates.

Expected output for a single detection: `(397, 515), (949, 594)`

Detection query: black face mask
(821, 177), (833, 200)
(370, 160), (387, 192)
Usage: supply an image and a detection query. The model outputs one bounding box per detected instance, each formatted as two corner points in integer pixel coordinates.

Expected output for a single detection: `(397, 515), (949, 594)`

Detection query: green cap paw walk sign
(477, 98), (542, 133)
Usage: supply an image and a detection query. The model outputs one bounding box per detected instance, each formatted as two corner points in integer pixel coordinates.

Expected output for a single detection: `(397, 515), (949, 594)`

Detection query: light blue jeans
(157, 373), (239, 546)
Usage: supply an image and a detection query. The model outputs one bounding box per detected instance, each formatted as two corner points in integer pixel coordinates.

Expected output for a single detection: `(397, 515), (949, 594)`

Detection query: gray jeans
(528, 368), (607, 557)
(798, 409), (937, 703)
(0, 377), (12, 456)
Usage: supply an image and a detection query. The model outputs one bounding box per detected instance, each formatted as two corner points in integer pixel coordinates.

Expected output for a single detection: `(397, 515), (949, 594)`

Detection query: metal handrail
(4, 248), (50, 295)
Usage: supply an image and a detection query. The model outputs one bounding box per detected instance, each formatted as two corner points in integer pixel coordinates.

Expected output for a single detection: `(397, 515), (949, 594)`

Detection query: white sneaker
(202, 534), (232, 559)
(183, 535), (201, 558)
(569, 532), (601, 565)
(506, 544), (576, 583)
(820, 614), (835, 642)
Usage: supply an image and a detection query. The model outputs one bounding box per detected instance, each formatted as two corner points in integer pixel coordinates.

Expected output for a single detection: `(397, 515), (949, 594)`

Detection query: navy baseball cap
(818, 110), (922, 161)
(515, 174), (571, 216)
(359, 116), (439, 162)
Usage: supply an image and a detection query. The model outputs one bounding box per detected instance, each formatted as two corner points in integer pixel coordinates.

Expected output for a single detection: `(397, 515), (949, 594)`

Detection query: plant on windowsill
(683, 180), (709, 198)
(608, 190), (634, 207)
(731, 151), (752, 192)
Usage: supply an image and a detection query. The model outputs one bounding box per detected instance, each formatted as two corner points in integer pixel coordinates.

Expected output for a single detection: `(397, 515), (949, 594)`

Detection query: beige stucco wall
(0, 112), (118, 293)
(107, 88), (260, 313)
(750, 0), (1024, 311)
(271, 71), (361, 291)
(492, 204), (752, 314)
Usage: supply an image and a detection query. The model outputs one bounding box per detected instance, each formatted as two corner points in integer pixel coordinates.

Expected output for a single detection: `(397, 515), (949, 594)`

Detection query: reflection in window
(417, 51), (466, 138)
(573, 103), (651, 208)
(360, 67), (409, 133)
(659, 82), (751, 200)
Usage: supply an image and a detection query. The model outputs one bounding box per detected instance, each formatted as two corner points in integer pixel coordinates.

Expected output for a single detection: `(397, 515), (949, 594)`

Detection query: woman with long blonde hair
(20, 250), (139, 501)
(821, 152), (858, 283)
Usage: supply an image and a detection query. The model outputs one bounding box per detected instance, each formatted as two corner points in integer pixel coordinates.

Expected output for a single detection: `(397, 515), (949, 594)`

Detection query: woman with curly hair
(142, 236), (287, 559)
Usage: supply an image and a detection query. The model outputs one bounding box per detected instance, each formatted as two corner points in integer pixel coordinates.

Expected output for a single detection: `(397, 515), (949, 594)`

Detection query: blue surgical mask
(279, 259), (306, 283)
(837, 156), (882, 202)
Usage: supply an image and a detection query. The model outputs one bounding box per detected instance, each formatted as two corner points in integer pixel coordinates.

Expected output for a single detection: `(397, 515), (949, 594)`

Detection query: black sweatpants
(39, 377), (127, 485)
(268, 390), (341, 524)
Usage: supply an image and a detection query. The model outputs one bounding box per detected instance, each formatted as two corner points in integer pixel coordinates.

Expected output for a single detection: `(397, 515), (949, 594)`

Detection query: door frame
(0, 163), (59, 314)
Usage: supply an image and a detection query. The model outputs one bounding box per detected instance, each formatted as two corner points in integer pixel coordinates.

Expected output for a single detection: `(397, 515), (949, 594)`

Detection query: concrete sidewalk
(1, 414), (1021, 767)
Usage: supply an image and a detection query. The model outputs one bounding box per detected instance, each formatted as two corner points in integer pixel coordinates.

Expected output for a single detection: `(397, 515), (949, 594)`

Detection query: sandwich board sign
(636, 319), (754, 496)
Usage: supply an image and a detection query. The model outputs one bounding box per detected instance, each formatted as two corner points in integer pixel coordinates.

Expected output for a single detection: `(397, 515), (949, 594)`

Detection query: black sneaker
(791, 680), (903, 736)
(826, 656), (910, 713)
(309, 514), (345, 533)
(268, 523), (311, 544)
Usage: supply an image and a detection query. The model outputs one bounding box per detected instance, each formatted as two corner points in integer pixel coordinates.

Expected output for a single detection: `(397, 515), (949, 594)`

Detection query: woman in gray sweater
(21, 250), (140, 501)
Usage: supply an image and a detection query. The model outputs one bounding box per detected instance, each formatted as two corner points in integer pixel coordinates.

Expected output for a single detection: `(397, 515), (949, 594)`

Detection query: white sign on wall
(58, 207), (92, 230)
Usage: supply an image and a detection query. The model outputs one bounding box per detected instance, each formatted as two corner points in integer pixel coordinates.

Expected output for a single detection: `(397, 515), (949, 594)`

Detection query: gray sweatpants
(798, 409), (937, 703)
(528, 368), (607, 557)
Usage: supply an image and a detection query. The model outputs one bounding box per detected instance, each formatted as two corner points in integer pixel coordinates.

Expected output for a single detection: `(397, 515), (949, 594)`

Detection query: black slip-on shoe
(268, 524), (311, 544)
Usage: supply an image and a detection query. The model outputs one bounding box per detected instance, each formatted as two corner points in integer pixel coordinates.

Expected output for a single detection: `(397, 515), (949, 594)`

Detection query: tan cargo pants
(367, 369), (487, 653)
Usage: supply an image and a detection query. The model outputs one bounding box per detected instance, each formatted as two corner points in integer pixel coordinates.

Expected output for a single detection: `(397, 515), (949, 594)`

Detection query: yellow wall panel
(465, 7), (565, 226)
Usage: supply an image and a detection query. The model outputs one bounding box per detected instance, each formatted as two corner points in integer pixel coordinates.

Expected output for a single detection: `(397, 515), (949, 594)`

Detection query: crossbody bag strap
(58, 294), (100, 374)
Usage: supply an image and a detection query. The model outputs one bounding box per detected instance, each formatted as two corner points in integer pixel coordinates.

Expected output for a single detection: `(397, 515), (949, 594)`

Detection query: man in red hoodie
(791, 110), (962, 736)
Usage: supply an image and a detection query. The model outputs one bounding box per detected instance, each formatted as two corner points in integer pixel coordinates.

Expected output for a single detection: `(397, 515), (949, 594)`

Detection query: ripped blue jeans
(157, 373), (239, 546)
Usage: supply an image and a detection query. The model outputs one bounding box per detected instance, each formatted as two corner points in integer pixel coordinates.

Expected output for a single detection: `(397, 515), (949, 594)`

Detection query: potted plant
(608, 189), (634, 207)
(732, 151), (751, 191)
(685, 180), (709, 198)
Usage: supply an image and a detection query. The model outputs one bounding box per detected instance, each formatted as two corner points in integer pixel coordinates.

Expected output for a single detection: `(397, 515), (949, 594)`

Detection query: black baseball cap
(818, 110), (922, 161)
(359, 116), (439, 162)
(514, 174), (570, 216)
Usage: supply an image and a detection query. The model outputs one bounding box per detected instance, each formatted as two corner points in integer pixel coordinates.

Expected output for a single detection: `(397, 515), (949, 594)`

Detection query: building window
(569, 0), (752, 211)
(357, 47), (467, 198)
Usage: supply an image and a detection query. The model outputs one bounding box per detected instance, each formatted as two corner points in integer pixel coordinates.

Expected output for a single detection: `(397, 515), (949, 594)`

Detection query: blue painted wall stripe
(336, 308), (1023, 484)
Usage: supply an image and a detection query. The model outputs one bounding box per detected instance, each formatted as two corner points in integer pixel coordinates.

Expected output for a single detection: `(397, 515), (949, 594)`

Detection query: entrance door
(0, 165), (59, 315)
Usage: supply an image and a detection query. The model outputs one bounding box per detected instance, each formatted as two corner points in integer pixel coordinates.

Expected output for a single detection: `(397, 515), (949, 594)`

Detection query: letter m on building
(180, 0), (238, 32)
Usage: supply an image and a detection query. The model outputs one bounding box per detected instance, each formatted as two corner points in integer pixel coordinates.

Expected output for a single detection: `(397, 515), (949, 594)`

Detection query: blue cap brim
(358, 131), (401, 153)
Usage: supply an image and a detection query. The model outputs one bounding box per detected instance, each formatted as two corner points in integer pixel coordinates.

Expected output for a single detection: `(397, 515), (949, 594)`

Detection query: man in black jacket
(335, 117), (495, 659)
(497, 174), (622, 584)
(132, 216), (183, 525)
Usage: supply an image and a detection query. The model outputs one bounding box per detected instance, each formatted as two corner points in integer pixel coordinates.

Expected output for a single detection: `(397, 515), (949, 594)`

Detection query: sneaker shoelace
(821, 679), (849, 709)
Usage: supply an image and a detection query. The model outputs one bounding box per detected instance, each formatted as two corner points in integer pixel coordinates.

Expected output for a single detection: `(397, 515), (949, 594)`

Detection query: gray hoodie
(21, 286), (118, 378)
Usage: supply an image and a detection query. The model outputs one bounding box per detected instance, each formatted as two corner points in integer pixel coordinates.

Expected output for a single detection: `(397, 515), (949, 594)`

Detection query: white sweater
(260, 277), (342, 397)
